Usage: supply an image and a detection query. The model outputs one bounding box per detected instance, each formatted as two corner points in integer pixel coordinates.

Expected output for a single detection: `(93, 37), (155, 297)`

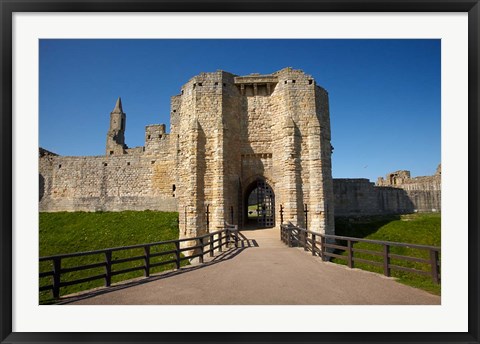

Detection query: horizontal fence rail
(40, 223), (239, 299)
(280, 223), (441, 284)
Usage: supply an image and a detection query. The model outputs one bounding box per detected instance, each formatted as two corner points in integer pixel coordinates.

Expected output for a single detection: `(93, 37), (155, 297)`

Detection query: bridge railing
(40, 224), (239, 299)
(280, 223), (441, 284)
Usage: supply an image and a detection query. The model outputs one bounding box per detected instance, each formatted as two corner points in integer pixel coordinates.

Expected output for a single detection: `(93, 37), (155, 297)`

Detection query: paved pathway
(62, 227), (440, 305)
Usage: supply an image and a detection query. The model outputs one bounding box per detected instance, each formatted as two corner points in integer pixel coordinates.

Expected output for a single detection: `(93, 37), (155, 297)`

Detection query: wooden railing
(280, 223), (441, 284)
(40, 224), (239, 299)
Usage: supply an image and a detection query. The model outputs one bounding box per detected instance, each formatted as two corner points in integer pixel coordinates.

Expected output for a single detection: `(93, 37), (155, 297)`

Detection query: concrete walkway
(62, 227), (440, 305)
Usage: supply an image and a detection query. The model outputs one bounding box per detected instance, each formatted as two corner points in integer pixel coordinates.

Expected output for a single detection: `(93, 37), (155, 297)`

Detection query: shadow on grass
(331, 214), (441, 295)
(332, 214), (403, 257)
(334, 214), (402, 239)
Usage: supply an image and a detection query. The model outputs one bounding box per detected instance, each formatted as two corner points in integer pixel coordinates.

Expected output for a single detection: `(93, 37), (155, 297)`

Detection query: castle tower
(106, 97), (126, 155)
(172, 67), (335, 242)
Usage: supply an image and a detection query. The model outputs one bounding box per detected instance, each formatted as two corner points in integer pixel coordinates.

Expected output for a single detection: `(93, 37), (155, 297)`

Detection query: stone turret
(106, 97), (127, 155)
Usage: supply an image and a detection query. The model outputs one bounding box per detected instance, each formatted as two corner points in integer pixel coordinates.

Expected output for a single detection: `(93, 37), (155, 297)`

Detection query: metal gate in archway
(255, 179), (275, 228)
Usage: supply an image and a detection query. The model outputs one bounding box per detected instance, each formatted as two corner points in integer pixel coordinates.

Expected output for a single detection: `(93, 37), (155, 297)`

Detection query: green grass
(39, 211), (184, 304)
(333, 213), (441, 295)
(247, 204), (259, 218)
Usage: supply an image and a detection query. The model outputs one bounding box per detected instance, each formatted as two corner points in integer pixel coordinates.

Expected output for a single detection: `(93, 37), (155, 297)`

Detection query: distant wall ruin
(333, 165), (441, 217)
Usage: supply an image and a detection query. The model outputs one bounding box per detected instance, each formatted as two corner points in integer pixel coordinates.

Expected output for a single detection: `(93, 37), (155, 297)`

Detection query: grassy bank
(39, 211), (182, 303)
(333, 213), (441, 295)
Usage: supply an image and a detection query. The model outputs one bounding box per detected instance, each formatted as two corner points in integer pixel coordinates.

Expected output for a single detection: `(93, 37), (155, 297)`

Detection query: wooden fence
(280, 223), (441, 284)
(39, 224), (239, 299)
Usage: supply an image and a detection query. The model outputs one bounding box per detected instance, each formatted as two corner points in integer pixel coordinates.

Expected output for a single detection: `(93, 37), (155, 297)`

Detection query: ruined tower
(106, 97), (127, 155)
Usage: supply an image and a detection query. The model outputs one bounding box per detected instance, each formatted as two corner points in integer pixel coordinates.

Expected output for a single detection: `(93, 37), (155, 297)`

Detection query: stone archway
(243, 177), (275, 228)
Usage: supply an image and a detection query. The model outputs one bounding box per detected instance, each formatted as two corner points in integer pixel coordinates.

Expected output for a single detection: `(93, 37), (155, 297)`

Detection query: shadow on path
(62, 226), (440, 305)
(58, 245), (249, 305)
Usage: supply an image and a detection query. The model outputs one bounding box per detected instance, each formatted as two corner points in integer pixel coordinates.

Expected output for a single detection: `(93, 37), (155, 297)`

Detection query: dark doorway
(245, 178), (275, 228)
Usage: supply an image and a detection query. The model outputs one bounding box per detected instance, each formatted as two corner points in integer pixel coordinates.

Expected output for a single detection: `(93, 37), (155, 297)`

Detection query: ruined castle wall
(144, 124), (169, 156)
(376, 167), (441, 213)
(334, 179), (384, 216)
(39, 153), (177, 212)
(125, 147), (144, 155)
(333, 177), (439, 217)
(333, 179), (414, 216)
(399, 177), (441, 212)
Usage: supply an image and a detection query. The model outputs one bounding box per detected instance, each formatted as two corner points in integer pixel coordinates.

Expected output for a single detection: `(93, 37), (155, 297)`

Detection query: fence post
(199, 237), (204, 264)
(287, 227), (292, 247)
(209, 234), (214, 257)
(303, 230), (308, 251)
(234, 226), (239, 248)
(175, 242), (181, 269)
(383, 244), (390, 277)
(144, 246), (150, 277)
(205, 204), (210, 232)
(304, 203), (308, 231)
(320, 236), (326, 261)
(280, 205), (284, 224)
(311, 233), (316, 256)
(105, 251), (112, 287)
(218, 232), (223, 252)
(52, 257), (61, 299)
(430, 249), (440, 284)
(347, 240), (354, 269)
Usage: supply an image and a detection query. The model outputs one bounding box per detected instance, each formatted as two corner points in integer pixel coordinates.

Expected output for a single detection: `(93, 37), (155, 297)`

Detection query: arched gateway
(244, 178), (275, 228)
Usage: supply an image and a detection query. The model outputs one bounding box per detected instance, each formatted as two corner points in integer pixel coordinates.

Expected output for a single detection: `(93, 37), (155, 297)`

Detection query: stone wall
(333, 179), (414, 216)
(377, 165), (441, 213)
(334, 166), (441, 216)
(39, 153), (177, 212)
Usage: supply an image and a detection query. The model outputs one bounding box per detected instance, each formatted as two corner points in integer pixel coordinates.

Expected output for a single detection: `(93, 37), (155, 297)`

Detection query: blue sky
(40, 39), (440, 182)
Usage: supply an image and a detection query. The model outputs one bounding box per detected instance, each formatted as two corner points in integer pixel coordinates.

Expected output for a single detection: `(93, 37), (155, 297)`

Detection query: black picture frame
(1, 1), (479, 343)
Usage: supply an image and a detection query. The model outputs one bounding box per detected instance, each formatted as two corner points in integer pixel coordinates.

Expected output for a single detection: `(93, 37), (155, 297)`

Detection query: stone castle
(39, 67), (441, 243)
(40, 68), (335, 242)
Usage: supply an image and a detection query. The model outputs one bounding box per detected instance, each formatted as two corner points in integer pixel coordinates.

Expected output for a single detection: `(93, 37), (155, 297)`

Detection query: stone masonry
(334, 165), (441, 216)
(39, 67), (336, 244)
(376, 165), (441, 213)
